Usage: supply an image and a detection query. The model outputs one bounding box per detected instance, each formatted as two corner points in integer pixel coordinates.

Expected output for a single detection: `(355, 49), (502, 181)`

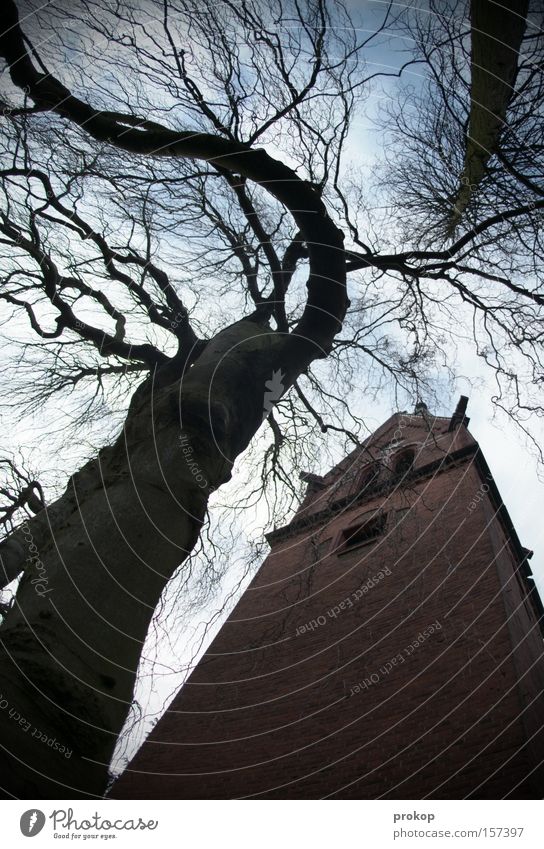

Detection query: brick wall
(112, 414), (544, 799)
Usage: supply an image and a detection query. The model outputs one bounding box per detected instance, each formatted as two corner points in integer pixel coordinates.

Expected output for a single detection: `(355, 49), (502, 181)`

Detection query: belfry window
(357, 463), (379, 493)
(339, 512), (387, 553)
(393, 448), (415, 477)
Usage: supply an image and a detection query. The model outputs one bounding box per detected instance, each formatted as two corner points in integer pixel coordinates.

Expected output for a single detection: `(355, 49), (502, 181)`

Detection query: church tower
(112, 399), (544, 798)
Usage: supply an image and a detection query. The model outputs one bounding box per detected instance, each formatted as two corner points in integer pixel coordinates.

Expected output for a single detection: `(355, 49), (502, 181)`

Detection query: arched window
(357, 463), (379, 492)
(394, 448), (415, 477)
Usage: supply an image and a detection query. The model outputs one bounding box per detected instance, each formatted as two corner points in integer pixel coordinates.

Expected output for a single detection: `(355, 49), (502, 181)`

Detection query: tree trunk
(0, 319), (291, 798)
(0, 1), (348, 798)
(448, 0), (528, 231)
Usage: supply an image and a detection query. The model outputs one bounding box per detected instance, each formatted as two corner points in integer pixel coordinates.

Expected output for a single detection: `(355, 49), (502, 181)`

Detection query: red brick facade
(112, 402), (544, 798)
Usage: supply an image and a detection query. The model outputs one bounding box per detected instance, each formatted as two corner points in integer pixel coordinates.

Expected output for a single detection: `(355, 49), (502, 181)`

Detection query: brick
(112, 409), (544, 799)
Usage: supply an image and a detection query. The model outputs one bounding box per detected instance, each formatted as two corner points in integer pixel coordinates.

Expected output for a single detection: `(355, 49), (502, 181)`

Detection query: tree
(0, 0), (542, 798)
